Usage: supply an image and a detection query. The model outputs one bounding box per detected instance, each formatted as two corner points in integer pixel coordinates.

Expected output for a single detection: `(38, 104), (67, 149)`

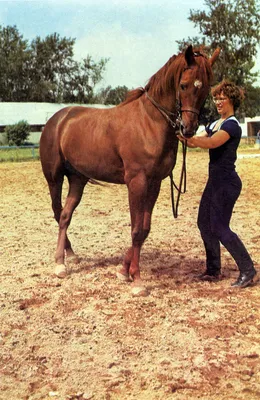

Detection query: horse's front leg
(118, 171), (147, 294)
(119, 174), (161, 295)
(117, 246), (133, 282)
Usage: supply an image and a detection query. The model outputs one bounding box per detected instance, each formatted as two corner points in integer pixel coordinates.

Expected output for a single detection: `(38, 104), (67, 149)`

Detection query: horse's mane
(119, 49), (213, 106)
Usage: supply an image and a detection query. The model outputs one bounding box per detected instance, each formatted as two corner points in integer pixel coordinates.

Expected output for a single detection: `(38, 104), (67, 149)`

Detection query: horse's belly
(67, 157), (125, 184)
(61, 128), (125, 183)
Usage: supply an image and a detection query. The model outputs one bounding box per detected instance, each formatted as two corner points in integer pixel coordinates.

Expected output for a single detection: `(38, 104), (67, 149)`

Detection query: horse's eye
(180, 84), (187, 91)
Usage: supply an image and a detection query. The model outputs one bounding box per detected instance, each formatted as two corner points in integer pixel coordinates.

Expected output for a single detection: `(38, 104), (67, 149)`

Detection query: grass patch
(0, 146), (39, 162)
(0, 143), (258, 163)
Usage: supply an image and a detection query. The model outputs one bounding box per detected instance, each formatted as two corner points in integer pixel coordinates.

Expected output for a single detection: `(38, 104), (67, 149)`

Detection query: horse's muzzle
(179, 122), (198, 138)
(180, 107), (200, 138)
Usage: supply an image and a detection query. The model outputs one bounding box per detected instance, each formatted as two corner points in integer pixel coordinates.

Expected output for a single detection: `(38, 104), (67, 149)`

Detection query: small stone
(82, 393), (94, 400)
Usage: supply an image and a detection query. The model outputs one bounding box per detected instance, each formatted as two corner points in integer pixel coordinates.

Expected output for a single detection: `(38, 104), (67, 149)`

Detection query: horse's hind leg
(48, 176), (79, 264)
(54, 174), (88, 277)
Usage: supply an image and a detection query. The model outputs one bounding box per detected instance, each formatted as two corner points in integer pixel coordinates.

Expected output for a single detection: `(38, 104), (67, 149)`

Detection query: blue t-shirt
(206, 116), (241, 174)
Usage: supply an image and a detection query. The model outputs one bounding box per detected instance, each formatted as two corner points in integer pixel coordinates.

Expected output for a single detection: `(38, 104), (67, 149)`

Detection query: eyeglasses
(213, 97), (228, 104)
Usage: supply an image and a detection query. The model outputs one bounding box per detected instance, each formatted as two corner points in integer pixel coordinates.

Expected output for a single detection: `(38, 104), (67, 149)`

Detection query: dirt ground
(0, 149), (259, 400)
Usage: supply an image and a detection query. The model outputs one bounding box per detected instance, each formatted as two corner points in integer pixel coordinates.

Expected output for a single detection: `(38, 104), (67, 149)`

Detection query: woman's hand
(177, 135), (197, 148)
(177, 129), (230, 149)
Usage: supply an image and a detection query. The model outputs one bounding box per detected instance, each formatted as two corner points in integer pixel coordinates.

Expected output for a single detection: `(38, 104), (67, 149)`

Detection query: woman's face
(213, 91), (233, 115)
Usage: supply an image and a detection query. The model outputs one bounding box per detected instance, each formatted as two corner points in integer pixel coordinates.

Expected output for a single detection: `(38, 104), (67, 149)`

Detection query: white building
(0, 102), (113, 144)
(0, 102), (259, 144)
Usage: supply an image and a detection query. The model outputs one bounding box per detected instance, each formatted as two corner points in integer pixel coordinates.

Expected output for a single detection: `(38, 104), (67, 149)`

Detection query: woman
(178, 80), (256, 288)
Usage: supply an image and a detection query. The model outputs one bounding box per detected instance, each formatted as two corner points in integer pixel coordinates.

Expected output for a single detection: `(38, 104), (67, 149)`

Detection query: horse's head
(177, 45), (220, 138)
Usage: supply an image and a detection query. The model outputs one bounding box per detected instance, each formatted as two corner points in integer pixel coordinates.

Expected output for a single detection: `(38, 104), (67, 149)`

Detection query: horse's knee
(59, 211), (71, 229)
(132, 228), (149, 245)
(53, 208), (62, 223)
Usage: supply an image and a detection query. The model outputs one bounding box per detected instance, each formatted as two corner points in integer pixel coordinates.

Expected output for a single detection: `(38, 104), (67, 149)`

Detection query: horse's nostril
(181, 130), (190, 139)
(182, 129), (195, 139)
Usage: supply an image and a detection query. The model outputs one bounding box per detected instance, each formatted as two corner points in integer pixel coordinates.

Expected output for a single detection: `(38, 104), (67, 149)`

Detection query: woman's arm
(186, 129), (230, 149)
(178, 129), (230, 149)
(177, 129), (207, 148)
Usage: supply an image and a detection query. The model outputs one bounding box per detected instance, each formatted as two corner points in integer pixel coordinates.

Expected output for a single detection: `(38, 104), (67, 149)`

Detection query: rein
(144, 89), (190, 218)
(170, 140), (187, 218)
(145, 91), (181, 129)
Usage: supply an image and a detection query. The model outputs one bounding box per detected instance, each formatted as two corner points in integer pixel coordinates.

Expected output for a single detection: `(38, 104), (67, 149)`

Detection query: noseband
(180, 106), (200, 116)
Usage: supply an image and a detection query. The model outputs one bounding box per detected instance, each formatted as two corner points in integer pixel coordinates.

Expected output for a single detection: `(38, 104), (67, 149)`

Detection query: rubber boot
(223, 234), (256, 288)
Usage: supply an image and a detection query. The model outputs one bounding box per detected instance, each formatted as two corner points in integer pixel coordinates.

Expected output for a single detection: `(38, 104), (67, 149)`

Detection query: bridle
(145, 90), (200, 130)
(145, 90), (181, 129)
(144, 89), (200, 218)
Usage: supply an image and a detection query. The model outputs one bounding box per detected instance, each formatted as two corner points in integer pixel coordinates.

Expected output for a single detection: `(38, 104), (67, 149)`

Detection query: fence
(0, 145), (39, 162)
(240, 136), (258, 145)
(0, 137), (259, 163)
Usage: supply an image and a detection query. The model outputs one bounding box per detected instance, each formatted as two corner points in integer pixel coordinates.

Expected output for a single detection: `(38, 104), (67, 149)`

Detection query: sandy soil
(0, 150), (259, 400)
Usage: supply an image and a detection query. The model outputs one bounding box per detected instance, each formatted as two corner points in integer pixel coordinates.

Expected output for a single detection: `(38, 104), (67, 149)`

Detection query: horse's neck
(148, 82), (178, 115)
(160, 92), (178, 113)
(145, 90), (178, 120)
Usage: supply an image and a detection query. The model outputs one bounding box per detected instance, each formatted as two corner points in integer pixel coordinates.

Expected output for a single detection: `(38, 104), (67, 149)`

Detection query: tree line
(0, 0), (260, 120)
(177, 0), (260, 122)
(0, 25), (128, 105)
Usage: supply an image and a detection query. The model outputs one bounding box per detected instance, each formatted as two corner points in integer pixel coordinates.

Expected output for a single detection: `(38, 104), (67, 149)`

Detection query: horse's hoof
(116, 270), (130, 282)
(54, 264), (67, 278)
(131, 285), (149, 297)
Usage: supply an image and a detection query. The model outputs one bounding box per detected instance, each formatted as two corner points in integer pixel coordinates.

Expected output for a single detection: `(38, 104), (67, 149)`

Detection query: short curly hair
(211, 80), (245, 111)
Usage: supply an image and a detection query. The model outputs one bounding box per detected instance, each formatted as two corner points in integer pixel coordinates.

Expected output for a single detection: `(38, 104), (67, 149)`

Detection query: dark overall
(197, 117), (254, 277)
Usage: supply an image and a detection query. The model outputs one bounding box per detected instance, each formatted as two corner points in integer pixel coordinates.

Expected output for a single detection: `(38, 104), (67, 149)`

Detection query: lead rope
(170, 139), (187, 218)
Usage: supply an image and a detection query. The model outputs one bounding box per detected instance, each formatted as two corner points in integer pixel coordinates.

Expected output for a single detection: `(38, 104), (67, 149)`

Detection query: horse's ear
(185, 45), (196, 66)
(209, 48), (221, 66)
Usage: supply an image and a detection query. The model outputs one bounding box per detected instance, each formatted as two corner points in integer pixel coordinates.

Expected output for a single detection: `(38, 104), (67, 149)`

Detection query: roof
(0, 102), (113, 126)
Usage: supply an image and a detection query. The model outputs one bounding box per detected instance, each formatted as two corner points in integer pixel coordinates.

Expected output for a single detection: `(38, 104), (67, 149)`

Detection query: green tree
(105, 85), (129, 105)
(63, 55), (108, 103)
(0, 26), (109, 103)
(29, 33), (76, 102)
(5, 120), (31, 146)
(29, 34), (108, 103)
(94, 85), (129, 105)
(0, 25), (31, 101)
(177, 0), (260, 120)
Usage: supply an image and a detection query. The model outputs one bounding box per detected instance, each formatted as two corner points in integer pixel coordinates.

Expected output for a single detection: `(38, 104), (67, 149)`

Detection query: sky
(0, 0), (260, 89)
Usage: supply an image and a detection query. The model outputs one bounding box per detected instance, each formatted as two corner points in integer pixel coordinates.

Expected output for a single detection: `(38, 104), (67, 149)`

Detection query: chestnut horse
(40, 45), (219, 295)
